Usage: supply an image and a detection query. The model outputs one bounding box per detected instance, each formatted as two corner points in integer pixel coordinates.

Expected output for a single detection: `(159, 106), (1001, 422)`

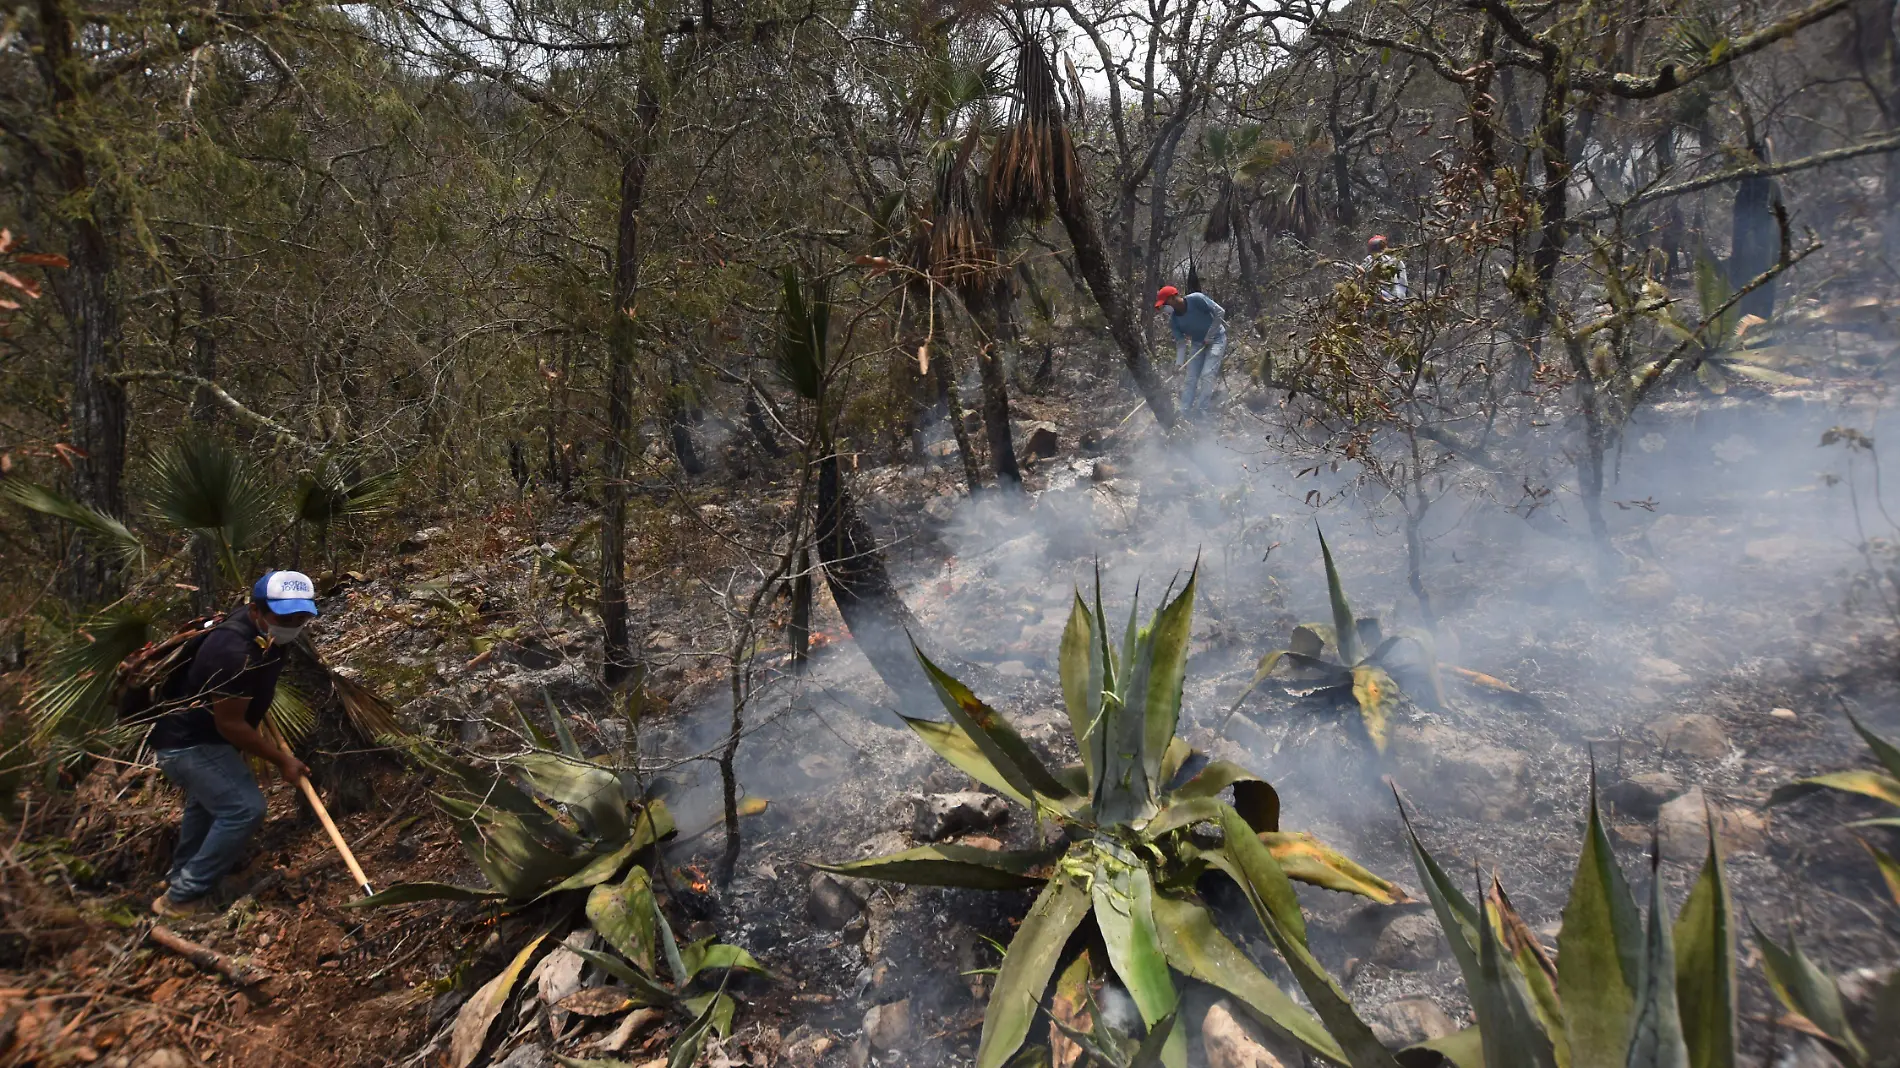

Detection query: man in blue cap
(147, 570), (318, 918)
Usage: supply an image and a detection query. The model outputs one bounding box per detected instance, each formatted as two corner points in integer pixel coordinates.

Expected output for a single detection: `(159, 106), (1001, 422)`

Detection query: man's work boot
(152, 894), (212, 920)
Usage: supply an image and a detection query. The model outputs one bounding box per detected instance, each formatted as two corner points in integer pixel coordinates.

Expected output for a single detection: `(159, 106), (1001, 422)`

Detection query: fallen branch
(147, 924), (277, 1001)
(106, 369), (309, 445)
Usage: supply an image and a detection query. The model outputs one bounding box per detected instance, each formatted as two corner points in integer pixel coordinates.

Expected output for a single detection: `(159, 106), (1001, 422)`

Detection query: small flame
(679, 864), (712, 894)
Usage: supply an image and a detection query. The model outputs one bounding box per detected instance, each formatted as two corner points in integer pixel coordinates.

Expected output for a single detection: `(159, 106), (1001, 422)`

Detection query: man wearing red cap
(1155, 284), (1227, 418)
(1362, 235), (1410, 304)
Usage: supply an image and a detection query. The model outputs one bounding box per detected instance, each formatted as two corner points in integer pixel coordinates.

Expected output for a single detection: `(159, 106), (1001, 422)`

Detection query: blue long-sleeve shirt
(1167, 292), (1224, 366)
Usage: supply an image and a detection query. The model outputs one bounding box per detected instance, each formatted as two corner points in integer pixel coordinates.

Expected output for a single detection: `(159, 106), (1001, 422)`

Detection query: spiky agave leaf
(29, 606), (160, 740)
(1674, 808), (1736, 1068)
(1316, 528), (1359, 666)
(0, 479), (144, 567)
(1559, 764), (1644, 1068)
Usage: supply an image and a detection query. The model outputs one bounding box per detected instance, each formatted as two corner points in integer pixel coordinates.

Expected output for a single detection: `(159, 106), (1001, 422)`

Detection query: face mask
(267, 623), (305, 645)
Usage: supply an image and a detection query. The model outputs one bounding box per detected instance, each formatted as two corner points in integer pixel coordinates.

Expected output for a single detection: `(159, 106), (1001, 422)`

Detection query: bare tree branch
(1577, 134), (1900, 222)
(108, 370), (309, 444)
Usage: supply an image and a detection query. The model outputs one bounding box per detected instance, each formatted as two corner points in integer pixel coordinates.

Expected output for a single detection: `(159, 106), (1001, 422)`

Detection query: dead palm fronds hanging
(989, 36), (1084, 227)
(1204, 178), (1236, 244)
(1266, 171), (1320, 244)
(916, 125), (999, 297)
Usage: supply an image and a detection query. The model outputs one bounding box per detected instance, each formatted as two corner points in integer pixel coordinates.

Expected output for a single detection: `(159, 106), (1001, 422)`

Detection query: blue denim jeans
(1180, 328), (1228, 416)
(155, 744), (266, 902)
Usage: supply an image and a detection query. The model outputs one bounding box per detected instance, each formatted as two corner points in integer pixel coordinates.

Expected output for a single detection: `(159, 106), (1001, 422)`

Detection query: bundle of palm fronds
(1265, 172), (1320, 244)
(989, 37), (1084, 226)
(914, 128), (1000, 297)
(1203, 178), (1236, 244)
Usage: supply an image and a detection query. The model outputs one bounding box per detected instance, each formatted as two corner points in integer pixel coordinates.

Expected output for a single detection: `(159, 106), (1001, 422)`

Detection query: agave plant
(356, 724), (762, 1066)
(1226, 530), (1445, 753)
(1396, 770), (1900, 1068)
(1651, 252), (1809, 394)
(817, 568), (1410, 1068)
(1769, 709), (1900, 909)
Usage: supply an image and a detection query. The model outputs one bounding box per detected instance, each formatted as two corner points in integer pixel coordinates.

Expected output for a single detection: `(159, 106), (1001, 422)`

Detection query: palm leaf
(267, 681), (316, 749)
(148, 437), (280, 577)
(0, 480), (144, 566)
(776, 265), (828, 402)
(29, 607), (160, 740)
(295, 459), (400, 526)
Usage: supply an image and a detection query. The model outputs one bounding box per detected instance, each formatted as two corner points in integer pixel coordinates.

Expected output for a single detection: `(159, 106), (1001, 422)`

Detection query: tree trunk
(976, 341), (1020, 489)
(601, 98), (658, 691)
(667, 363), (706, 476)
(1564, 336), (1615, 574)
(931, 332), (983, 493)
(1887, 0), (1900, 264)
(1517, 59), (1572, 389)
(1231, 206), (1262, 317)
(40, 0), (125, 606)
(1055, 185), (1181, 432)
(1145, 125), (1187, 311)
(814, 453), (931, 707)
(1329, 133), (1356, 231)
(1730, 140), (1780, 320)
(59, 216), (126, 606)
(744, 386), (784, 458)
(788, 546), (810, 668)
(189, 260), (219, 615)
(974, 274), (1022, 490)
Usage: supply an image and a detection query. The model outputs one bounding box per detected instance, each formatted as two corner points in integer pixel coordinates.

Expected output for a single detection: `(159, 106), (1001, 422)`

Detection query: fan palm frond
(923, 127), (998, 296)
(295, 459), (400, 528)
(268, 681), (316, 748)
(148, 438), (281, 578)
(0, 480), (145, 567)
(329, 671), (402, 742)
(29, 606), (161, 741)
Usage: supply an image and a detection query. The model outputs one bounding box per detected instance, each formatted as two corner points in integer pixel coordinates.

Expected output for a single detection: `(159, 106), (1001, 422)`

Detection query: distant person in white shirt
(1155, 285), (1227, 419)
(1361, 234), (1410, 304)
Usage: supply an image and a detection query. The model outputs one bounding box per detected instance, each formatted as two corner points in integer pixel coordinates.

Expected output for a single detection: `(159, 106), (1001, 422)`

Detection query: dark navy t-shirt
(147, 610), (288, 750)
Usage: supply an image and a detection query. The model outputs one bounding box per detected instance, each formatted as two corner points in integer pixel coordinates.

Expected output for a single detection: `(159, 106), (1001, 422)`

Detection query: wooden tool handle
(295, 774), (373, 897)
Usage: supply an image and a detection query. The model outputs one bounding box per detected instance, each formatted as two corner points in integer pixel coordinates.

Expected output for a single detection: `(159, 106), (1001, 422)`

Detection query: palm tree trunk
(1730, 138), (1780, 320)
(1055, 187), (1181, 431)
(814, 452), (931, 707)
(977, 341), (1021, 489)
(931, 333), (983, 493)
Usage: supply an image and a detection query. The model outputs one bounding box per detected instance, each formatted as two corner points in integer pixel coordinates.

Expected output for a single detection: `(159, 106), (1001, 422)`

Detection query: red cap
(1368, 234), (1387, 250)
(1154, 285), (1179, 308)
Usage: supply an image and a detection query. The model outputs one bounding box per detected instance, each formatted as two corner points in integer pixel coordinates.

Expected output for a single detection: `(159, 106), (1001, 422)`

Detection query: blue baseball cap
(253, 570), (322, 618)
